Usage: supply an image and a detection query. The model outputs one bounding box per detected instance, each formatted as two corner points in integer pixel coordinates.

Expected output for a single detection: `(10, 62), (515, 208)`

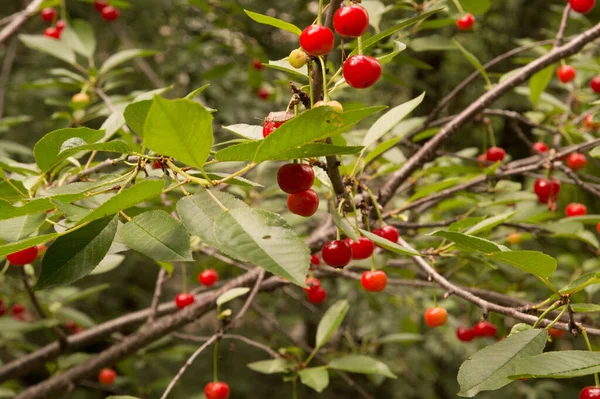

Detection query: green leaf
(34, 127), (104, 172)
(244, 10), (302, 36)
(568, 303), (600, 313)
(0, 199), (55, 220)
(70, 20), (96, 57)
(78, 180), (165, 224)
(184, 84), (211, 99)
(123, 100), (152, 137)
(217, 143), (363, 162)
(223, 124), (263, 140)
(316, 300), (350, 349)
(459, 0), (491, 14)
(378, 333), (423, 344)
(529, 65), (555, 107)
(432, 231), (505, 253)
(99, 49), (156, 75)
(407, 177), (463, 202)
(57, 140), (129, 169)
(359, 229), (421, 256)
(486, 251), (556, 278)
(35, 216), (118, 290)
(19, 34), (75, 65)
(457, 329), (548, 397)
(362, 92), (425, 148)
(464, 211), (516, 236)
(364, 136), (403, 165)
(298, 367), (329, 393)
(329, 355), (397, 379)
(0, 213), (46, 242)
(247, 358), (295, 374)
(330, 206), (359, 242)
(559, 272), (600, 294)
(216, 287), (251, 307)
(453, 39), (490, 86)
(512, 351), (600, 379)
(0, 234), (59, 258)
(144, 97), (214, 169)
(121, 210), (193, 262)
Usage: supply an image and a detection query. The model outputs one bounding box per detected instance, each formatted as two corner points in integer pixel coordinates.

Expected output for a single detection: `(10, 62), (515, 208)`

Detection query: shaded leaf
(329, 355), (397, 378)
(244, 10), (302, 36)
(34, 127), (104, 172)
(216, 287), (250, 307)
(299, 367), (329, 393)
(486, 251), (556, 278)
(316, 300), (349, 349)
(99, 49), (156, 75)
(247, 358), (295, 374)
(359, 229), (420, 256)
(512, 351), (600, 379)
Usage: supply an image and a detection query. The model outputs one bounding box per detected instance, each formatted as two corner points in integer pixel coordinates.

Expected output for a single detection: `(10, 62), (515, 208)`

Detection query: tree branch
(0, 0), (44, 46)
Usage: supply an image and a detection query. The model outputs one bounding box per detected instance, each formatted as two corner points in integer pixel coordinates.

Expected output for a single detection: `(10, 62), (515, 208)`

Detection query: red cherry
(557, 65), (576, 83)
(303, 277), (321, 294)
(94, 0), (108, 12)
(570, 0), (596, 13)
(343, 55), (381, 89)
(262, 120), (284, 138)
(373, 225), (400, 244)
(456, 327), (475, 342)
(585, 114), (599, 129)
(101, 6), (120, 21)
(198, 269), (218, 287)
(533, 178), (561, 203)
(567, 153), (587, 171)
(277, 164), (315, 194)
(345, 237), (374, 260)
(175, 293), (195, 309)
(307, 286), (327, 304)
(287, 189), (319, 217)
(566, 202), (587, 217)
(98, 368), (117, 385)
(41, 8), (56, 22)
(299, 25), (335, 56)
(591, 76), (600, 93)
(56, 20), (66, 32)
(252, 58), (264, 70)
(333, 5), (370, 38)
(12, 304), (25, 315)
(257, 88), (270, 100)
(424, 307), (448, 328)
(473, 321), (497, 337)
(322, 240), (353, 268)
(532, 142), (548, 154)
(205, 381), (230, 399)
(152, 160), (162, 169)
(456, 13), (475, 30)
(310, 254), (320, 267)
(44, 27), (61, 39)
(597, 222), (600, 234)
(361, 270), (387, 292)
(7, 246), (38, 266)
(580, 386), (600, 399)
(485, 146), (506, 162)
(548, 327), (565, 339)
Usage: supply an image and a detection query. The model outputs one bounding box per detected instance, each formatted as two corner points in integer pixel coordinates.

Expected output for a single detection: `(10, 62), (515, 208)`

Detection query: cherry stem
(204, 187), (229, 212)
(0, 260), (9, 275)
(292, 377), (298, 399)
(365, 188), (384, 226)
(532, 300), (561, 329)
(318, 56), (328, 101)
(580, 327), (600, 386)
(358, 36), (363, 55)
(545, 305), (567, 329)
(487, 124), (496, 147)
(182, 263), (188, 293)
(213, 339), (219, 382)
(308, 66), (315, 108)
(318, 0), (324, 25)
(451, 0), (465, 14)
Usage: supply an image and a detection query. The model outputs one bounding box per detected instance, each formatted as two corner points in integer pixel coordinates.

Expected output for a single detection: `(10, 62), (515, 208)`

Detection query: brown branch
(0, 0), (44, 46)
(173, 333), (281, 358)
(554, 5), (571, 48)
(147, 268), (168, 324)
(0, 38), (18, 119)
(65, 158), (121, 184)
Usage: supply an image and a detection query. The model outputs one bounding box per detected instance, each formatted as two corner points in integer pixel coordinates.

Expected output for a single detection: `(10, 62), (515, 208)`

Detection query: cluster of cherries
(174, 268), (219, 309)
(0, 300), (26, 321)
(277, 163), (319, 217)
(455, 321), (498, 342)
(93, 1), (121, 21)
(40, 8), (66, 40)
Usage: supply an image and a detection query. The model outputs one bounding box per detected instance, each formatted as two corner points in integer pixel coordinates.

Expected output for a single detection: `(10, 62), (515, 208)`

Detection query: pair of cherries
(277, 163), (319, 217)
(94, 1), (120, 21)
(321, 226), (398, 269)
(41, 8), (66, 40)
(174, 269), (219, 309)
(456, 321), (498, 341)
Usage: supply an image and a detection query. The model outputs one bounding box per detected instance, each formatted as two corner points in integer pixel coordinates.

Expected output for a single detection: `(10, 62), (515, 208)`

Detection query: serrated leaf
(316, 300), (349, 349)
(123, 100), (152, 136)
(457, 329), (547, 397)
(35, 216), (118, 290)
(0, 213), (46, 242)
(512, 351), (600, 379)
(464, 211), (516, 235)
(559, 272), (600, 294)
(486, 251), (556, 278)
(299, 367), (329, 393)
(244, 10), (302, 36)
(359, 229), (420, 256)
(0, 234), (59, 258)
(217, 142), (363, 162)
(330, 207), (359, 242)
(216, 287), (251, 307)
(432, 231), (505, 253)
(0, 199), (55, 220)
(34, 127), (104, 172)
(99, 49), (156, 75)
(329, 355), (397, 379)
(19, 34), (76, 65)
(247, 358), (295, 374)
(121, 210), (193, 262)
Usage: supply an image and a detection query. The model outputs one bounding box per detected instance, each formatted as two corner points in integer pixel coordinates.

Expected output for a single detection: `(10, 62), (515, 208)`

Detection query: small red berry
(307, 286), (327, 304)
(486, 146), (506, 162)
(299, 25), (335, 56)
(361, 270), (387, 292)
(262, 120), (284, 138)
(533, 178), (561, 203)
(175, 293), (195, 309)
(585, 114), (599, 129)
(597, 222), (600, 234)
(7, 247), (38, 266)
(153, 160), (162, 169)
(41, 8), (56, 22)
(570, 0), (596, 13)
(198, 269), (218, 287)
(456, 13), (475, 30)
(44, 27), (61, 39)
(11, 304), (25, 315)
(557, 65), (576, 83)
(532, 142), (548, 154)
(56, 20), (66, 32)
(566, 202), (587, 217)
(424, 307), (448, 328)
(345, 237), (374, 260)
(98, 368), (117, 385)
(204, 381), (230, 399)
(94, 0), (108, 12)
(473, 321), (497, 337)
(548, 327), (565, 339)
(322, 240), (353, 268)
(287, 189), (319, 217)
(580, 386), (600, 399)
(456, 327), (475, 342)
(373, 225), (400, 244)
(591, 76), (600, 93)
(101, 6), (120, 21)
(310, 254), (320, 267)
(303, 277), (321, 294)
(257, 88), (270, 100)
(567, 153), (587, 171)
(333, 5), (370, 38)
(277, 164), (315, 194)
(252, 58), (264, 70)
(343, 55), (381, 89)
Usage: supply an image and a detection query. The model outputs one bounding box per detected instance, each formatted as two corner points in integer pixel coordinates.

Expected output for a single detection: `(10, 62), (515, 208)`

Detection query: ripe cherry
(424, 307), (448, 328)
(322, 240), (353, 268)
(7, 246), (38, 266)
(314, 100), (344, 112)
(567, 153), (587, 171)
(486, 146), (506, 162)
(507, 232), (522, 245)
(566, 202), (587, 217)
(12, 304), (25, 315)
(456, 13), (475, 30)
(343, 55), (381, 89)
(44, 27), (61, 39)
(204, 381), (230, 399)
(548, 327), (565, 339)
(287, 189), (319, 217)
(580, 386), (600, 399)
(473, 321), (497, 337)
(307, 286), (327, 304)
(198, 269), (218, 287)
(456, 327), (475, 342)
(373, 225), (399, 244)
(532, 142), (548, 154)
(345, 237), (374, 260)
(591, 76), (600, 93)
(303, 277), (321, 294)
(56, 20), (66, 32)
(289, 49), (307, 69)
(570, 0), (596, 13)
(41, 8), (56, 22)
(277, 164), (315, 194)
(557, 65), (576, 83)
(94, 0), (108, 12)
(252, 58), (264, 70)
(361, 270), (387, 292)
(101, 6), (120, 21)
(533, 178), (561, 203)
(257, 87), (270, 100)
(98, 368), (117, 385)
(262, 120), (284, 138)
(152, 160), (162, 169)
(299, 25), (335, 56)
(310, 254), (320, 267)
(333, 5), (370, 38)
(175, 293), (195, 309)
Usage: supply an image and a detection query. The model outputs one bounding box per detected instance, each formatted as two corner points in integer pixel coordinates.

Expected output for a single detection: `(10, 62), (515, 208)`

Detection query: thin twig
(0, 0), (44, 45)
(147, 268), (168, 324)
(173, 333), (280, 359)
